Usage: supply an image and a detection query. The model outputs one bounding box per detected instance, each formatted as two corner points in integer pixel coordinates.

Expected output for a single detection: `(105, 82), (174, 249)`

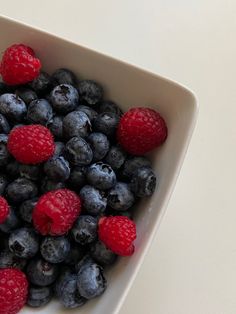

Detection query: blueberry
(27, 99), (53, 126)
(52, 68), (78, 86)
(104, 145), (127, 170)
(107, 182), (135, 211)
(63, 110), (91, 139)
(64, 243), (85, 266)
(86, 162), (116, 190)
(54, 141), (65, 156)
(29, 71), (53, 94)
(0, 207), (20, 233)
(6, 160), (20, 178)
(15, 88), (37, 105)
(0, 114), (10, 133)
(0, 175), (8, 195)
(71, 215), (98, 245)
(56, 272), (86, 308)
(89, 241), (117, 266)
(0, 133), (8, 144)
(0, 136), (9, 166)
(130, 166), (157, 197)
(9, 228), (39, 259)
(79, 185), (107, 215)
(122, 156), (151, 179)
(98, 100), (123, 116)
(77, 260), (107, 299)
(19, 164), (41, 181)
(19, 198), (38, 224)
(44, 156), (70, 182)
(65, 137), (93, 166)
(40, 177), (66, 194)
(40, 236), (70, 263)
(0, 93), (27, 122)
(6, 178), (38, 203)
(0, 250), (27, 269)
(48, 115), (63, 139)
(87, 132), (109, 161)
(93, 112), (120, 138)
(27, 285), (53, 308)
(26, 258), (59, 286)
(50, 84), (79, 114)
(67, 166), (87, 191)
(78, 80), (103, 105)
(76, 105), (98, 122)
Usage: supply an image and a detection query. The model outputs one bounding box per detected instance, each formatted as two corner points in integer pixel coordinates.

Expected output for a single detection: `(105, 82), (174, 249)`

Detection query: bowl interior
(0, 16), (197, 314)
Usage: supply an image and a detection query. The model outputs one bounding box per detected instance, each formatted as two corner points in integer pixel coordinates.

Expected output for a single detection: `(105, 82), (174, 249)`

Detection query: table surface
(1, 1), (236, 313)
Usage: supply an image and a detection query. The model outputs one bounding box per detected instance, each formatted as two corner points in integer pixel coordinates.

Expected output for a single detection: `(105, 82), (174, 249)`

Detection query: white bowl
(0, 15), (198, 314)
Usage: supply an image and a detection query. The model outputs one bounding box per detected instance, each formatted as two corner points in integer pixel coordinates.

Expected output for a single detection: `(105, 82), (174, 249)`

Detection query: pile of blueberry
(0, 66), (161, 310)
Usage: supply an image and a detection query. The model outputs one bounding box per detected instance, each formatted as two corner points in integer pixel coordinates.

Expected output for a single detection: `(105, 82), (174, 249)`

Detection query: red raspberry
(0, 44), (41, 85)
(98, 216), (136, 256)
(0, 268), (28, 314)
(0, 197), (9, 224)
(33, 189), (81, 236)
(117, 107), (167, 155)
(7, 125), (55, 164)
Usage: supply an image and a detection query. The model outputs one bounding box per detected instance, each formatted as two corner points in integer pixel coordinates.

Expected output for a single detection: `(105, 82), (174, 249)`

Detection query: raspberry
(98, 216), (136, 256)
(0, 268), (28, 314)
(33, 189), (81, 235)
(117, 107), (167, 155)
(0, 44), (41, 85)
(7, 125), (55, 164)
(0, 197), (9, 224)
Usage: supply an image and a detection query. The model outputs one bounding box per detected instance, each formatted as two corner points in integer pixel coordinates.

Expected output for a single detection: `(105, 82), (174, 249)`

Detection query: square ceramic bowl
(0, 14), (198, 314)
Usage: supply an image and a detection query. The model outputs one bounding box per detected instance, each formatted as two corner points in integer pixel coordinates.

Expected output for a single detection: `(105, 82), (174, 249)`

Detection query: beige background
(1, 1), (236, 313)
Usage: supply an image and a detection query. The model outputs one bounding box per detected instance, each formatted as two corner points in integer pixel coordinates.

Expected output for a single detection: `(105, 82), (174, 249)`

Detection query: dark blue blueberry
(40, 177), (66, 194)
(104, 145), (127, 170)
(0, 134), (9, 166)
(87, 132), (109, 161)
(86, 162), (116, 190)
(64, 243), (85, 266)
(0, 175), (8, 195)
(89, 241), (117, 267)
(0, 250), (27, 269)
(6, 178), (38, 203)
(19, 164), (41, 181)
(93, 112), (120, 138)
(98, 100), (123, 116)
(52, 68), (78, 86)
(26, 258), (59, 286)
(40, 236), (70, 263)
(0, 134), (8, 144)
(78, 80), (103, 105)
(15, 88), (37, 105)
(71, 215), (97, 245)
(63, 111), (91, 139)
(19, 198), (38, 224)
(65, 137), (93, 166)
(50, 84), (79, 114)
(77, 260), (107, 299)
(76, 105), (98, 122)
(122, 156), (151, 179)
(9, 228), (39, 259)
(0, 207), (20, 233)
(6, 160), (20, 178)
(68, 166), (87, 191)
(27, 99), (53, 126)
(27, 285), (53, 308)
(107, 182), (135, 211)
(79, 185), (107, 215)
(0, 93), (27, 122)
(0, 114), (10, 133)
(44, 156), (70, 182)
(29, 71), (53, 94)
(130, 166), (157, 197)
(56, 272), (86, 308)
(54, 141), (65, 156)
(48, 115), (63, 139)
(75, 255), (94, 272)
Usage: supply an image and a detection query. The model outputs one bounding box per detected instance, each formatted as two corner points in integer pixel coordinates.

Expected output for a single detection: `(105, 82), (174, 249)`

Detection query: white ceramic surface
(0, 15), (197, 314)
